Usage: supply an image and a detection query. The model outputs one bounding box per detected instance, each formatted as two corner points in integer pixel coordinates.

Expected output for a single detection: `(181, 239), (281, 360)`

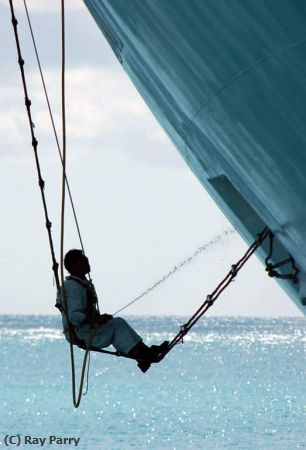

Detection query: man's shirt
(56, 276), (99, 340)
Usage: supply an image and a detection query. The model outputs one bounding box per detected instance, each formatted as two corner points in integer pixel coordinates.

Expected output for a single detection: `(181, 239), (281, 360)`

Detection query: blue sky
(0, 0), (302, 317)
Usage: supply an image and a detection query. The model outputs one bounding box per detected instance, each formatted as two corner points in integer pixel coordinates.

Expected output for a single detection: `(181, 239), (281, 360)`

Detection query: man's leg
(92, 317), (142, 354)
(92, 317), (168, 371)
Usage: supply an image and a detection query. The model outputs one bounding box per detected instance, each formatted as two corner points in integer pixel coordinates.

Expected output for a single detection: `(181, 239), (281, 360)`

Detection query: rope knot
(180, 324), (188, 338)
(265, 232), (300, 283)
(231, 264), (237, 276)
(46, 220), (52, 230)
(206, 294), (213, 306)
(265, 266), (276, 277)
(256, 233), (263, 245)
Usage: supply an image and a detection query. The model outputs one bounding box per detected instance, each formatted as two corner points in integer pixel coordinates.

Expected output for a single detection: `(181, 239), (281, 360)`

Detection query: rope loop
(265, 231), (299, 283)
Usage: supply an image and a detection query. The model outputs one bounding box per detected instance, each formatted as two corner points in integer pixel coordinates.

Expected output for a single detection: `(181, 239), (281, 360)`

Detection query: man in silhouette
(57, 249), (168, 372)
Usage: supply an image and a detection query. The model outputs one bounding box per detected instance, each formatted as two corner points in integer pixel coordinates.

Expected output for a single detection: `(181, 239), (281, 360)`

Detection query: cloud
(2, 0), (184, 168)
(62, 67), (185, 168)
(2, 66), (152, 138)
(1, 66), (185, 168)
(0, 111), (26, 143)
(64, 68), (150, 135)
(0, 66), (146, 141)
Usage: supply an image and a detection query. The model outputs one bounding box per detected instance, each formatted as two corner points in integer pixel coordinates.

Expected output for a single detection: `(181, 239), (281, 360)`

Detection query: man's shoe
(137, 360), (151, 373)
(150, 341), (169, 360)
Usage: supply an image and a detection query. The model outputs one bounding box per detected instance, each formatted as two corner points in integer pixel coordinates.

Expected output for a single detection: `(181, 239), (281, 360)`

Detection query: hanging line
(59, 0), (95, 408)
(264, 231), (299, 283)
(60, 0), (67, 300)
(9, 0), (60, 292)
(163, 227), (270, 357)
(22, 0), (85, 256)
(113, 228), (235, 315)
(9, 0), (90, 408)
(56, 0), (133, 406)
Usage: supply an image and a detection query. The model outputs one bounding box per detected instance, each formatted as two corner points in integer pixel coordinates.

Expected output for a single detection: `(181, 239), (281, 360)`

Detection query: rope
(11, 0), (192, 401)
(59, 0), (94, 408)
(22, 0), (86, 254)
(265, 231), (299, 283)
(9, 0), (60, 292)
(60, 1), (66, 301)
(78, 227), (270, 364)
(163, 227), (270, 357)
(9, 0), (90, 408)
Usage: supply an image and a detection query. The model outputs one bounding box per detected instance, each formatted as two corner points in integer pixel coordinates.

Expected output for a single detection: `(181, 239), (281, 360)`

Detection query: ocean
(1, 315), (306, 449)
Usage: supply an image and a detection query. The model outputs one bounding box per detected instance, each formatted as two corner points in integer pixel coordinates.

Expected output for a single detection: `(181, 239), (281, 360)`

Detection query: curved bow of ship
(83, 0), (306, 315)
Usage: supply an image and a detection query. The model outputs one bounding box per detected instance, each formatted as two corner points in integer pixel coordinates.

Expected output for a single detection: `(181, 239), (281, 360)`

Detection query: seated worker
(57, 249), (168, 372)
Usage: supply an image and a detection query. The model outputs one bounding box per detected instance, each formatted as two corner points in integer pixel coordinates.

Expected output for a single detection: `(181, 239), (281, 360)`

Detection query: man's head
(64, 249), (91, 276)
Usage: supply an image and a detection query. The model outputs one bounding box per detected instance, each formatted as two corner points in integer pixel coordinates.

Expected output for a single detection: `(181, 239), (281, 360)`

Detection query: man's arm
(85, 313), (113, 324)
(64, 280), (88, 325)
(65, 280), (113, 325)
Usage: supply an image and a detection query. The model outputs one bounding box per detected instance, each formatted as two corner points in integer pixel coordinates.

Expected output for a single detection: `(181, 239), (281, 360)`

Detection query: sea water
(1, 315), (306, 450)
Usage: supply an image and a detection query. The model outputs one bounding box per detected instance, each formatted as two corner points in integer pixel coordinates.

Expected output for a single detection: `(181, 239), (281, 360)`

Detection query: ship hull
(84, 0), (306, 314)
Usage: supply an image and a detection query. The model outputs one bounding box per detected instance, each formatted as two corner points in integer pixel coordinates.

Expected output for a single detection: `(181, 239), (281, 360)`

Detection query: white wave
(0, 327), (62, 341)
